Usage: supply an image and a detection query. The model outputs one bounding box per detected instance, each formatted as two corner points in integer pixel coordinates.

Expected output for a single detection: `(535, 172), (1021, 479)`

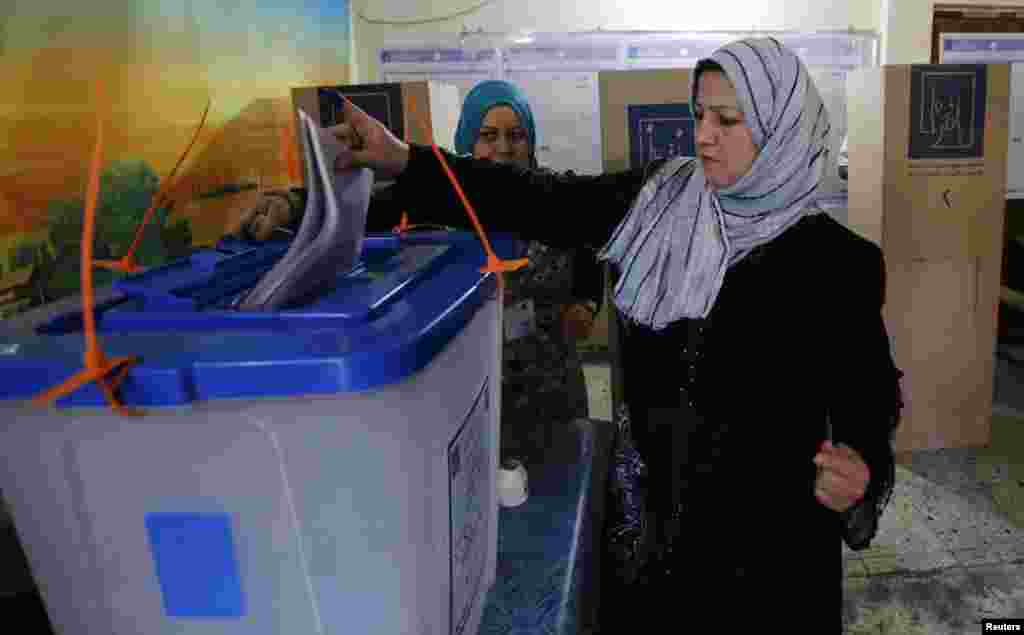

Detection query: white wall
(883, 0), (1024, 64)
(350, 1), (1024, 81)
(351, 0), (881, 83)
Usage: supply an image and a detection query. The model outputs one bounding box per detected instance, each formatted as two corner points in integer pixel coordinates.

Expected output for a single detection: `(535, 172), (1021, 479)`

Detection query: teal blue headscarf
(454, 80), (537, 166)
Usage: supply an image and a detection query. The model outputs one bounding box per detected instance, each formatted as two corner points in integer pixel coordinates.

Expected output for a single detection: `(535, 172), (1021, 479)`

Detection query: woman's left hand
(561, 303), (596, 342)
(813, 440), (870, 513)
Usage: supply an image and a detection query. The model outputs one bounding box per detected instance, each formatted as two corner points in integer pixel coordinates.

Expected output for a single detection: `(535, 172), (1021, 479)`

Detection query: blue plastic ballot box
(0, 230), (518, 635)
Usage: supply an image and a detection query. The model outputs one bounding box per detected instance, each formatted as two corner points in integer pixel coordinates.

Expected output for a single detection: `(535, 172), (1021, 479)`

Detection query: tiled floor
(839, 358), (1024, 633)
(837, 400), (1024, 633)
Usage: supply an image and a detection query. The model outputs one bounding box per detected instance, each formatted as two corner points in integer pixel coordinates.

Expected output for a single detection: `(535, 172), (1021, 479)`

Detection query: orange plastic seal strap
(32, 79), (142, 417)
(95, 99), (210, 274)
(392, 114), (412, 235)
(393, 211), (411, 234)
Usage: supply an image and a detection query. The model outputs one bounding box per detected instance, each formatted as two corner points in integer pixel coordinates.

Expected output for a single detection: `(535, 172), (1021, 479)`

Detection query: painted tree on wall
(42, 160), (194, 302)
(98, 161), (167, 266)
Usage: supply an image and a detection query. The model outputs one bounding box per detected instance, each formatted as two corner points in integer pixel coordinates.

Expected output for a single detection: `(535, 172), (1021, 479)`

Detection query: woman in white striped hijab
(599, 38), (833, 328)
(330, 36), (903, 632)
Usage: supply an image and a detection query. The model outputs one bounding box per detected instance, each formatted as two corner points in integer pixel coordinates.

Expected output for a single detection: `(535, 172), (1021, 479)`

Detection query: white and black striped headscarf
(597, 37), (831, 330)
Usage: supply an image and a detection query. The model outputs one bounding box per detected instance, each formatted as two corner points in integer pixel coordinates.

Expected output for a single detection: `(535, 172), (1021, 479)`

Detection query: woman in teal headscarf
(454, 80), (537, 166)
(452, 80), (603, 466)
(231, 80), (604, 466)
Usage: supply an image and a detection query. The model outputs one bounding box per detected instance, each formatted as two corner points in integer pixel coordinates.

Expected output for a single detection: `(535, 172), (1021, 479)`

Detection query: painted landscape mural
(0, 0), (351, 318)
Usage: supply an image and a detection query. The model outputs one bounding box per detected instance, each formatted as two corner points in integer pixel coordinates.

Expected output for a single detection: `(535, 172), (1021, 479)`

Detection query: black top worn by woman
(379, 143), (903, 630)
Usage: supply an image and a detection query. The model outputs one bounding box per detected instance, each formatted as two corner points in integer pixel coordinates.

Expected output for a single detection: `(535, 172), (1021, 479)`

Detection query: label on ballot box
(448, 382), (492, 635)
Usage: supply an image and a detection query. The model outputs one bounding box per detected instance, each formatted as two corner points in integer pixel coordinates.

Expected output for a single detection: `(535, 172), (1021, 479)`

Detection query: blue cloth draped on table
(478, 418), (614, 635)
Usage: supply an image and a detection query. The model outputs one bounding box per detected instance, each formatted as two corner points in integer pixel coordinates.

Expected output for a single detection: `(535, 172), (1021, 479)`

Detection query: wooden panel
(848, 64), (1010, 450)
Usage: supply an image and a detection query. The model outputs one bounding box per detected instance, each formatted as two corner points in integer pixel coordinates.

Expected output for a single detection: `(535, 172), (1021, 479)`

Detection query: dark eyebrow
(696, 104), (744, 118)
(713, 107), (743, 117)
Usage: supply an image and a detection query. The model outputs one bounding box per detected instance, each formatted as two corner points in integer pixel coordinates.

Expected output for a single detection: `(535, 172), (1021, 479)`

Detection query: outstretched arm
(333, 97), (662, 250)
(387, 144), (660, 250)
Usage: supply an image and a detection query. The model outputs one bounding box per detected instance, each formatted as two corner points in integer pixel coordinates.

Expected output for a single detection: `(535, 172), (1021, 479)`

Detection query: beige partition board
(598, 69), (693, 174)
(291, 81), (462, 182)
(849, 64), (1010, 451)
(400, 81), (460, 148)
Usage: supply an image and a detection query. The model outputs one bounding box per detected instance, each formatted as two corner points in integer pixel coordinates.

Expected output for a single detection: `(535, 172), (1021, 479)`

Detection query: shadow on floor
(841, 405), (1024, 633)
(0, 521), (54, 635)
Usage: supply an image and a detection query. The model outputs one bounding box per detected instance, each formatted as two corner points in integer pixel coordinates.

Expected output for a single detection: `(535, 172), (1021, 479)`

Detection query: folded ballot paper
(237, 109), (373, 310)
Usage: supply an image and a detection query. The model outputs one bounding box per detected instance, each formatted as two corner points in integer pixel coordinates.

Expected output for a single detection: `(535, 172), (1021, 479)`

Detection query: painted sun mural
(0, 0), (351, 318)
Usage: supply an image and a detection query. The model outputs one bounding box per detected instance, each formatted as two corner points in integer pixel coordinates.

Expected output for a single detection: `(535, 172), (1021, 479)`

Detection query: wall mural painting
(0, 0), (351, 318)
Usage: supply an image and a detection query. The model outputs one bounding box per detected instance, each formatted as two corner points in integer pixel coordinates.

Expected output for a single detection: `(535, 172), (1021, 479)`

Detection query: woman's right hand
(327, 98), (411, 181)
(230, 192), (296, 241)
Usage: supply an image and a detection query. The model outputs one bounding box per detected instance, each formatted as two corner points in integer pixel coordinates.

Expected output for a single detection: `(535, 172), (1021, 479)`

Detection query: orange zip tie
(392, 114), (412, 234)
(394, 222), (454, 233)
(393, 211), (411, 234)
(401, 97), (528, 281)
(95, 99), (211, 274)
(33, 80), (142, 416)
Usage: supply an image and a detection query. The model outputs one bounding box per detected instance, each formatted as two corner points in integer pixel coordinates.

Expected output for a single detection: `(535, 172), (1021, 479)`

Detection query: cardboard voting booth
(847, 63), (1011, 451)
(291, 80), (461, 153)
